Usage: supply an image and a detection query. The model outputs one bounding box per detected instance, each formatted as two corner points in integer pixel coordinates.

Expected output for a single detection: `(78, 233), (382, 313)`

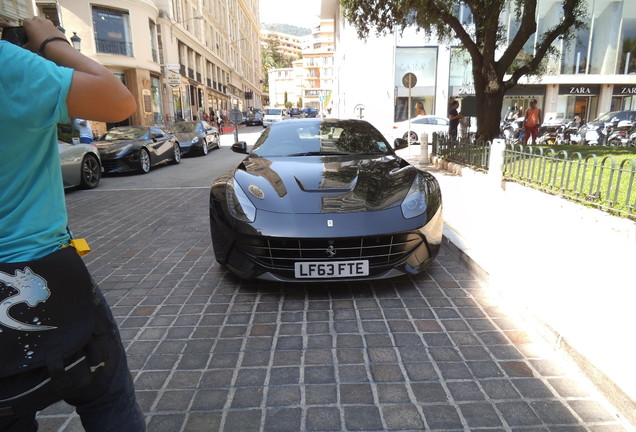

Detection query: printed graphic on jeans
(0, 267), (57, 331)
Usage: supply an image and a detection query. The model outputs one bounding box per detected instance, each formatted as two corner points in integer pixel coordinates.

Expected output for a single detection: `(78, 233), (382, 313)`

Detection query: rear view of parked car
(170, 121), (219, 156)
(262, 108), (287, 128)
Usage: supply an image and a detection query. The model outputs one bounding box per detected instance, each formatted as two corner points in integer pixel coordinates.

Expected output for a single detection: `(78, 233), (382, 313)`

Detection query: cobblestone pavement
(37, 187), (631, 432)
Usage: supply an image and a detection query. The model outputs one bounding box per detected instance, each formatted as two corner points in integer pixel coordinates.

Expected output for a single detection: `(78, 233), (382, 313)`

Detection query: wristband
(38, 36), (70, 56)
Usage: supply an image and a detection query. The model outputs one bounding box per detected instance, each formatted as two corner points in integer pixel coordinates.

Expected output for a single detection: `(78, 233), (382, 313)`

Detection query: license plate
(294, 260), (369, 278)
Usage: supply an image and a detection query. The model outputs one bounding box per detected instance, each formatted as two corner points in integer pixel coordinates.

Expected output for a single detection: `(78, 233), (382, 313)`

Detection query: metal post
(489, 138), (506, 189)
(420, 132), (429, 164)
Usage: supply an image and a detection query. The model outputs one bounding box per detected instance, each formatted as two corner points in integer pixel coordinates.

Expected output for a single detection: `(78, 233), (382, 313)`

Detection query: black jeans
(0, 285), (145, 432)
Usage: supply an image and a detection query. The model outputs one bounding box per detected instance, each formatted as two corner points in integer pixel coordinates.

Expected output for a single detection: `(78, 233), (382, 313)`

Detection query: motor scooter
(556, 118), (582, 144)
(606, 120), (633, 147)
(500, 116), (524, 141)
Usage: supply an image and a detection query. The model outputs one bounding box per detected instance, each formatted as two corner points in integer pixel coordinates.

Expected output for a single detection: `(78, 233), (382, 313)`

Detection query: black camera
(1, 27), (28, 46)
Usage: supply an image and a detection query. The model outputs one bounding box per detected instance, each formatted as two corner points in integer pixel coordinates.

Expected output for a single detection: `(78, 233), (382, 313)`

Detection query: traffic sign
(402, 72), (417, 89)
(230, 108), (243, 124)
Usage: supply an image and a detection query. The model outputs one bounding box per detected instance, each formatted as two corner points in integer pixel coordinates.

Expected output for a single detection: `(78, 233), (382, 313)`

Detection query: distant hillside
(261, 23), (311, 36)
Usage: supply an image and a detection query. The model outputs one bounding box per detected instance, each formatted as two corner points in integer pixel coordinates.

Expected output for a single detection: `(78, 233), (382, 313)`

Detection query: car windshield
(265, 108), (282, 115)
(103, 126), (148, 141)
(251, 119), (392, 157)
(593, 112), (621, 122)
(171, 122), (198, 133)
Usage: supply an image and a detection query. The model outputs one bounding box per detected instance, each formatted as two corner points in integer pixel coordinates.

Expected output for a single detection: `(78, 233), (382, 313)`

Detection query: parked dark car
(579, 110), (636, 145)
(245, 112), (263, 126)
(209, 118), (443, 282)
(94, 126), (181, 174)
(301, 107), (318, 118)
(170, 121), (219, 156)
(289, 107), (302, 117)
(59, 141), (102, 189)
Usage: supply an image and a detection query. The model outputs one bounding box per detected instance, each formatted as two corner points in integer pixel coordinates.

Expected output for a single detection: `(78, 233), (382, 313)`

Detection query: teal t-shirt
(0, 41), (74, 262)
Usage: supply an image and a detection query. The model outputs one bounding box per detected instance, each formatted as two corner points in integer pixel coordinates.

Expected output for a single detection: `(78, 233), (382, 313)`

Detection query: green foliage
(57, 121), (77, 143)
(261, 23), (311, 37)
(505, 144), (636, 218)
(297, 96), (303, 107)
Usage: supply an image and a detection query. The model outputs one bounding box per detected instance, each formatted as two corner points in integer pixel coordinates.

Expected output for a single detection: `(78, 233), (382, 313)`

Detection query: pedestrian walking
(523, 99), (542, 145)
(0, 16), (145, 432)
(448, 100), (463, 140)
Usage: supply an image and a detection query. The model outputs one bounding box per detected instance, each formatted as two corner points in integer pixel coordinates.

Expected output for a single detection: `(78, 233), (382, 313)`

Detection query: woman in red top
(523, 99), (542, 144)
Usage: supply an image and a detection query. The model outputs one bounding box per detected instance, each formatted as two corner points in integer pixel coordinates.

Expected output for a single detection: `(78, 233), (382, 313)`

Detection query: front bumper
(210, 204), (443, 282)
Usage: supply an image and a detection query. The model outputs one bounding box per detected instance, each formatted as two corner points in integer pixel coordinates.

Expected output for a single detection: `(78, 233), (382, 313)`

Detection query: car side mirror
(231, 141), (248, 154)
(394, 138), (409, 150)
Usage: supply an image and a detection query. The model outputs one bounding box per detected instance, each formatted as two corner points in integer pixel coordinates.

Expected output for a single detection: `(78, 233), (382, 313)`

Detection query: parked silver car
(59, 141), (102, 189)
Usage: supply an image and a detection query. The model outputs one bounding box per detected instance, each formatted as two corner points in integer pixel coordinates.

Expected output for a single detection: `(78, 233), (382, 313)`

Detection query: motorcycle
(606, 120), (633, 147)
(500, 116), (524, 141)
(536, 115), (564, 145)
(556, 119), (582, 145)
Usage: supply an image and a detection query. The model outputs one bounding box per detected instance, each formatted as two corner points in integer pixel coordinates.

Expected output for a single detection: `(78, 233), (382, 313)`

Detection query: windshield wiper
(288, 151), (350, 156)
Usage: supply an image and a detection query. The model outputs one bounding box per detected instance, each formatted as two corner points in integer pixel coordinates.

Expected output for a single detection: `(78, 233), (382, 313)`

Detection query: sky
(259, 0), (321, 28)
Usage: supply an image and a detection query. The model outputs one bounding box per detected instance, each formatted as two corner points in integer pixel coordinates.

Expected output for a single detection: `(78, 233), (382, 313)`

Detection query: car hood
(93, 140), (141, 153)
(232, 154), (418, 214)
(172, 132), (198, 143)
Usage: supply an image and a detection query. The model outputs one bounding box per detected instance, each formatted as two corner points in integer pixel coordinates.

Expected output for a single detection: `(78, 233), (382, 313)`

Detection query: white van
(262, 108), (288, 128)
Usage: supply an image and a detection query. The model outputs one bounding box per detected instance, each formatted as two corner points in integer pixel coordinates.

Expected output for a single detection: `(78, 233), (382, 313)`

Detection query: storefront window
(394, 47), (437, 121)
(150, 75), (162, 125)
(617, 1), (636, 74)
(588, 0), (622, 74)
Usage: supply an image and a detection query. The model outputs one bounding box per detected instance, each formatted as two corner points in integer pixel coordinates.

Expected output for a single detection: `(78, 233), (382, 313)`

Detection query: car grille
(236, 232), (423, 271)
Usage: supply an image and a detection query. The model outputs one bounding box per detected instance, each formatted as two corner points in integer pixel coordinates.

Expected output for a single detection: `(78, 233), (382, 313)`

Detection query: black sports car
(95, 126), (181, 174)
(209, 118), (443, 282)
(170, 120), (219, 156)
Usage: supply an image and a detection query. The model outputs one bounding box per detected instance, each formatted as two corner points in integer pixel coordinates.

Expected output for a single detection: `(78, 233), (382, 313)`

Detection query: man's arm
(21, 17), (136, 122)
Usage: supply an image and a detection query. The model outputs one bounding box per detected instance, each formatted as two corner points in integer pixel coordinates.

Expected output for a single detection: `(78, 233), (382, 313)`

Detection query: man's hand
(21, 17), (67, 54)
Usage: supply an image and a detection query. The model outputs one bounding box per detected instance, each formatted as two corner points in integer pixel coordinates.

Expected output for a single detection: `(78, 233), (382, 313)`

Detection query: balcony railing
(96, 38), (133, 57)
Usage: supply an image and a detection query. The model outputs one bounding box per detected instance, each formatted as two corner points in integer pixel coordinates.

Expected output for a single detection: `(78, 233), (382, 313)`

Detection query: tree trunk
(473, 68), (506, 141)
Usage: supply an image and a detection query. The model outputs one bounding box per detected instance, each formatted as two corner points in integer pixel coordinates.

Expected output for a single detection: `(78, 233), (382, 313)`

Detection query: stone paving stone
(343, 405), (384, 431)
(34, 188), (631, 432)
(382, 404), (426, 430)
(306, 406), (341, 431)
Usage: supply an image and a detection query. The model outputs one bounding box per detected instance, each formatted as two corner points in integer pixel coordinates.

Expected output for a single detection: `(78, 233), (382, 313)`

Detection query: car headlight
(401, 175), (427, 219)
(191, 136), (199, 144)
(115, 143), (133, 156)
(226, 177), (256, 222)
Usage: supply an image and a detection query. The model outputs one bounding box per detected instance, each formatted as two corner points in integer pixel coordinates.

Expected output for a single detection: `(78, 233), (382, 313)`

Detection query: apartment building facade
(266, 18), (335, 111)
(2, 0), (264, 130)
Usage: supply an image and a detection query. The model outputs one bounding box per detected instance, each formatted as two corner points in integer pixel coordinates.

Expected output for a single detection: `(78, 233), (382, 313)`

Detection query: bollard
(489, 138), (506, 189)
(419, 132), (429, 164)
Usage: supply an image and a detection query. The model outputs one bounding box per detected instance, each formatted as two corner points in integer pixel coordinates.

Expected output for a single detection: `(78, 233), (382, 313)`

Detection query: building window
(37, 3), (61, 27)
(618, 0), (636, 74)
(149, 20), (159, 63)
(588, 0), (622, 74)
(92, 6), (133, 57)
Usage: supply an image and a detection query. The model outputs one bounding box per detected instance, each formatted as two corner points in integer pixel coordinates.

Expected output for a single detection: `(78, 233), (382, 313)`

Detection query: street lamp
(170, 15), (203, 39)
(70, 32), (81, 51)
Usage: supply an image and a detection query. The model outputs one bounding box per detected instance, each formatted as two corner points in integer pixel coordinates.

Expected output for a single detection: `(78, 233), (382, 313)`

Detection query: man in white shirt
(74, 118), (93, 143)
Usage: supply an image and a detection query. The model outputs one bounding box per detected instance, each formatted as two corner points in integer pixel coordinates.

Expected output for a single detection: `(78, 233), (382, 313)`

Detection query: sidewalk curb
(420, 156), (636, 429)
